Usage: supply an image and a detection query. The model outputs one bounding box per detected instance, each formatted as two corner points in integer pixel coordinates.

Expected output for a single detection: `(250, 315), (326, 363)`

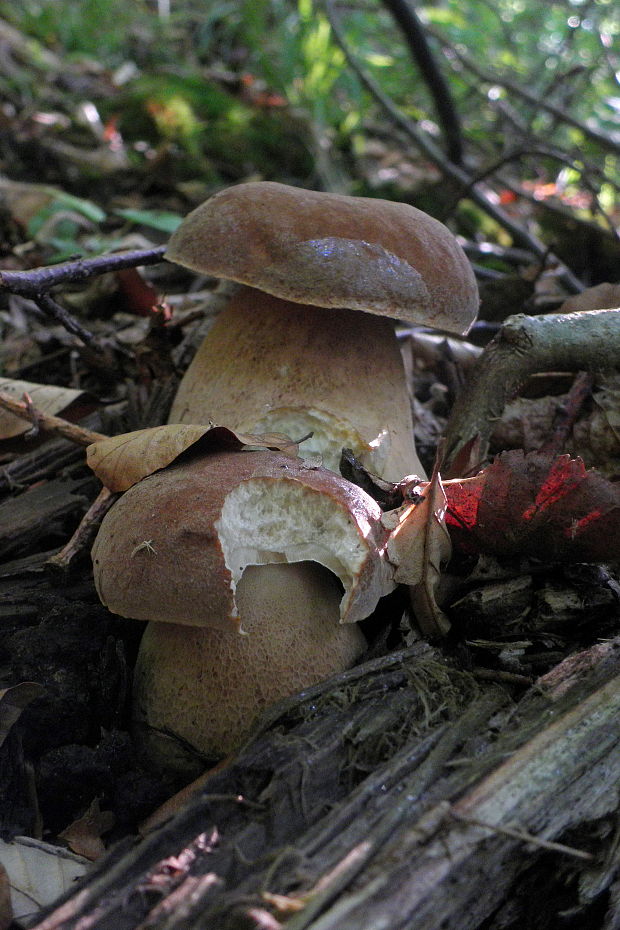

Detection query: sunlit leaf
(0, 379), (93, 440)
(86, 423), (300, 492)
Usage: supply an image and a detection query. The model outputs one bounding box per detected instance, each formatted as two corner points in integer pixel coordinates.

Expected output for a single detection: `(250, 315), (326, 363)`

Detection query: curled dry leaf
(86, 423), (300, 493)
(58, 798), (116, 862)
(0, 378), (92, 440)
(384, 465), (452, 638)
(559, 282), (620, 314)
(445, 450), (620, 564)
(0, 682), (46, 750)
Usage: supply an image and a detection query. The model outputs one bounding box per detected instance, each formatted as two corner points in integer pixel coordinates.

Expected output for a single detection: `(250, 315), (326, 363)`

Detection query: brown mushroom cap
(132, 561), (367, 770)
(91, 449), (394, 631)
(165, 181), (479, 333)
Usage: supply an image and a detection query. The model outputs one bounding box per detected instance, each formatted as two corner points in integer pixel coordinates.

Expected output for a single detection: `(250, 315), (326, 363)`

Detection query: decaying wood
(28, 636), (620, 930)
(0, 473), (97, 562)
(443, 308), (620, 471)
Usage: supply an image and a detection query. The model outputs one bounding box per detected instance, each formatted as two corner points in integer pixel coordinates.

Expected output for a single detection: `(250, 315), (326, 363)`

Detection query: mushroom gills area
(132, 561), (366, 771)
(216, 476), (370, 622)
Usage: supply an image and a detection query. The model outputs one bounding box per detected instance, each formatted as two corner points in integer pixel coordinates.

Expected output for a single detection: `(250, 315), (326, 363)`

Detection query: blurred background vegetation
(0, 0), (618, 279)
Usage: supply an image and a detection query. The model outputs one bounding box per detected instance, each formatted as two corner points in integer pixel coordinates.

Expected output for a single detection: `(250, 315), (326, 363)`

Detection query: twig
(46, 487), (117, 572)
(324, 0), (584, 294)
(429, 29), (620, 155)
(539, 371), (594, 456)
(35, 292), (96, 346)
(0, 247), (167, 297)
(0, 246), (167, 347)
(0, 390), (105, 446)
(442, 308), (620, 471)
(449, 808), (594, 861)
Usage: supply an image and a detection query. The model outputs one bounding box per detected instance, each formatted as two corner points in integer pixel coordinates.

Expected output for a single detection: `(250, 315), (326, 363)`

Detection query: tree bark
(29, 636), (620, 930)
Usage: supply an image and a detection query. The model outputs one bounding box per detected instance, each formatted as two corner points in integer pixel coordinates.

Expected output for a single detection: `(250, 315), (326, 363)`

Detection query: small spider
(131, 539), (157, 557)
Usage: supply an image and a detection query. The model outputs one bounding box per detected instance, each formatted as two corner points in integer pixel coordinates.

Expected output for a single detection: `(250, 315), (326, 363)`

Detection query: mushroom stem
(169, 286), (424, 481)
(132, 561), (366, 774)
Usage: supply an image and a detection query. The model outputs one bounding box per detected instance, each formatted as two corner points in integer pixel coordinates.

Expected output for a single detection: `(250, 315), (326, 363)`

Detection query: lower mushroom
(133, 561), (365, 774)
(91, 448), (393, 775)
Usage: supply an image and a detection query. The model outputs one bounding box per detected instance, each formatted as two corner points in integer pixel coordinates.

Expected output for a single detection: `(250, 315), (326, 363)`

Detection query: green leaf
(115, 208), (183, 233)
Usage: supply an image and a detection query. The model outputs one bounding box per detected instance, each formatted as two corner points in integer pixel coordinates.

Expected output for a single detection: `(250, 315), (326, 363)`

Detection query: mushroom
(166, 181), (479, 481)
(91, 448), (393, 774)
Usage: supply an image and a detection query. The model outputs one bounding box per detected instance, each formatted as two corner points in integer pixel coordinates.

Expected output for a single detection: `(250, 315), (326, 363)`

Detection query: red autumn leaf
(444, 450), (620, 563)
(116, 267), (170, 319)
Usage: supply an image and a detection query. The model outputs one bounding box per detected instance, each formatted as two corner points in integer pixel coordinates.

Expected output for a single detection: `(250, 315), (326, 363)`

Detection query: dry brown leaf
(0, 179), (58, 227)
(0, 682), (46, 750)
(0, 864), (12, 930)
(58, 798), (115, 862)
(0, 378), (91, 440)
(86, 424), (300, 492)
(384, 466), (452, 638)
(559, 282), (620, 314)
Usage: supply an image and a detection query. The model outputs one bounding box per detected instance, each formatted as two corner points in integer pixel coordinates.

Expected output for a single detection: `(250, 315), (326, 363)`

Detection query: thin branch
(461, 146), (619, 241)
(380, 0), (464, 166)
(449, 809), (594, 861)
(35, 292), (96, 346)
(0, 246), (167, 298)
(324, 0), (584, 294)
(428, 27), (620, 155)
(442, 308), (620, 471)
(0, 390), (105, 446)
(0, 246), (168, 347)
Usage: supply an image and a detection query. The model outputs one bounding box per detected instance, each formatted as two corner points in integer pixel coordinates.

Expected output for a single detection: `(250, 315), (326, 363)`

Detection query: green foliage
(0, 0), (162, 63)
(0, 0), (617, 233)
(114, 208), (183, 234)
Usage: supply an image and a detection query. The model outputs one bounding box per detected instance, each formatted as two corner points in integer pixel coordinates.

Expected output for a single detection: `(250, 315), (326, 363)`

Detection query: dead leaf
(0, 682), (46, 750)
(0, 836), (89, 924)
(384, 464), (452, 638)
(559, 282), (620, 314)
(0, 378), (92, 440)
(115, 267), (168, 318)
(58, 798), (115, 861)
(86, 424), (300, 492)
(0, 179), (59, 227)
(445, 450), (620, 563)
(572, 373), (620, 475)
(0, 864), (12, 930)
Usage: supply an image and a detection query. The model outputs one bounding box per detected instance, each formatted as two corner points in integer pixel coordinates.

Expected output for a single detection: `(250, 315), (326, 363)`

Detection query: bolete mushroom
(91, 448), (393, 774)
(166, 181), (479, 481)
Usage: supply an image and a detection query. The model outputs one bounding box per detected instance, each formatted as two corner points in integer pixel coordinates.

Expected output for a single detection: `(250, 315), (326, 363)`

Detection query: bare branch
(324, 0), (584, 294)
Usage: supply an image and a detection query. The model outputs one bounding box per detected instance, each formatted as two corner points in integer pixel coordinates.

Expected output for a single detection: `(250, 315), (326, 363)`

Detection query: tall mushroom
(166, 181), (479, 481)
(91, 447), (393, 775)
